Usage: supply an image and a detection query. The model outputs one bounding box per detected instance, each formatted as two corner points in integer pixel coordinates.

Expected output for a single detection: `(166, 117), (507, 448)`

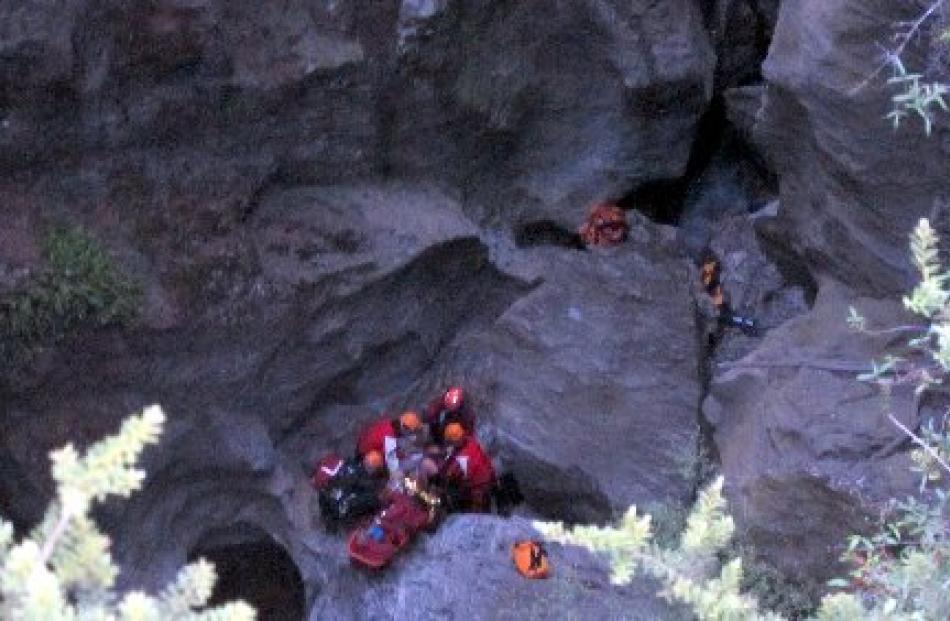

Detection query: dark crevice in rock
(701, 0), (777, 90)
(0, 453), (42, 536)
(694, 306), (724, 496)
(189, 527), (304, 621)
(752, 223), (820, 309)
(502, 443), (613, 525)
(619, 96), (744, 225)
(273, 237), (536, 441)
(514, 220), (586, 250)
(237, 169), (284, 225)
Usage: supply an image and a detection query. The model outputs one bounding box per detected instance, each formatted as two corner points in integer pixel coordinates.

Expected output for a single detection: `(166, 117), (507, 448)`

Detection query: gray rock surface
(0, 0), (715, 228)
(754, 0), (950, 296)
(408, 215), (702, 523)
(310, 514), (688, 621)
(704, 280), (920, 584)
(723, 85), (764, 144)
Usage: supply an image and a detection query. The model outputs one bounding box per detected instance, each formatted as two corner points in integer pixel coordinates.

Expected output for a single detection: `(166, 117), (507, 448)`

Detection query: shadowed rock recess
(2, 0), (949, 619)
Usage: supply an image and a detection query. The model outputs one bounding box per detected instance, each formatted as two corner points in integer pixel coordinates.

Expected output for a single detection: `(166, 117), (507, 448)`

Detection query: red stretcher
(347, 480), (442, 570)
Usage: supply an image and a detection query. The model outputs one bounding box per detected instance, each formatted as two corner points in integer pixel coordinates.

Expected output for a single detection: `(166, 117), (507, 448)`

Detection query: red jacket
(442, 437), (495, 511)
(357, 418), (398, 461)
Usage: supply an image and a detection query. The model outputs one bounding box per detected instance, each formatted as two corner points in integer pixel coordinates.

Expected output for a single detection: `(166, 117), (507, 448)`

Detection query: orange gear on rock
(512, 540), (550, 579)
(578, 203), (628, 247)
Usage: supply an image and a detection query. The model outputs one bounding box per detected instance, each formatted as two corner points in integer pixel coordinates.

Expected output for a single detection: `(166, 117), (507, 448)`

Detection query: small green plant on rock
(0, 225), (141, 361)
(0, 404), (255, 621)
(853, 0), (950, 135)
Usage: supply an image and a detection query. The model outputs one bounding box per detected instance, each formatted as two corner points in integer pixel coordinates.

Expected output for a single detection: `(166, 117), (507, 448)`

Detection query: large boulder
(754, 0), (950, 296)
(413, 215), (702, 523)
(389, 0), (716, 225)
(703, 280), (920, 583)
(309, 515), (688, 621)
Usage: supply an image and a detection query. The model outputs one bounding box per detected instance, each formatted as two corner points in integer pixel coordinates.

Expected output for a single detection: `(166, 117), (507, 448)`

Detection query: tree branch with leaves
(0, 405), (256, 621)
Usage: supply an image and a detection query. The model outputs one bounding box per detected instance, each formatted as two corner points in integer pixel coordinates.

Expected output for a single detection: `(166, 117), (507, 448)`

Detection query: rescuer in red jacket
(424, 386), (476, 446)
(356, 410), (424, 476)
(438, 422), (496, 513)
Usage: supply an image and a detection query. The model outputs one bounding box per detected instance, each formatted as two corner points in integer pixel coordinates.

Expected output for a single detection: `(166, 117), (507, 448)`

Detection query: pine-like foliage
(536, 478), (780, 621)
(0, 405), (256, 621)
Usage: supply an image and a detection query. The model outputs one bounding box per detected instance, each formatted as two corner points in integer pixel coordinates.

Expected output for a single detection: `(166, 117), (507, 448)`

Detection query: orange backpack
(511, 540), (550, 579)
(578, 203), (629, 247)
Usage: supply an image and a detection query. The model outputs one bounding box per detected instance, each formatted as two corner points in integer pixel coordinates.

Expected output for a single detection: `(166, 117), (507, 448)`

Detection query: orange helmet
(363, 450), (384, 472)
(444, 422), (466, 446)
(399, 410), (422, 433)
(443, 387), (464, 412)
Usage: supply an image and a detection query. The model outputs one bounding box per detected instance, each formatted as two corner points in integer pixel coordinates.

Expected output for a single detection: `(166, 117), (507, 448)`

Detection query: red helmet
(443, 387), (464, 412)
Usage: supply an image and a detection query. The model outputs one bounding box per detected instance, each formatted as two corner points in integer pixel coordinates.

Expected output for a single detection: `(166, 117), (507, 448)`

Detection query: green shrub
(0, 405), (255, 621)
(0, 225), (141, 361)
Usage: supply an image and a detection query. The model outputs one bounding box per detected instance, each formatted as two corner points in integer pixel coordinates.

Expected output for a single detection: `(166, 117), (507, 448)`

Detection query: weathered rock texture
(0, 0), (715, 229)
(410, 215), (701, 523)
(755, 0), (950, 296)
(704, 281), (920, 583)
(7, 0), (950, 616)
(311, 515), (689, 620)
(694, 0), (950, 592)
(1, 6), (717, 615)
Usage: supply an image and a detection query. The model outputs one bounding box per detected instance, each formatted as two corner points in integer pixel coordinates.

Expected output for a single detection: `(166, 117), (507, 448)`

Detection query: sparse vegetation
(0, 225), (141, 362)
(853, 0), (950, 135)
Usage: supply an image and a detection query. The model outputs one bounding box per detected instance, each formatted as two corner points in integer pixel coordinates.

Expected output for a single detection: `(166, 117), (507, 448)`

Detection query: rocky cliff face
(2, 0), (949, 618)
(0, 0), (714, 228)
(704, 0), (950, 593)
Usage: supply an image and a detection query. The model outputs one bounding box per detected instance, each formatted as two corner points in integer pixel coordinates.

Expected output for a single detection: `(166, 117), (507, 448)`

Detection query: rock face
(311, 515), (689, 621)
(0, 0), (715, 229)
(755, 0), (950, 296)
(8, 0), (950, 616)
(704, 281), (920, 583)
(688, 0), (950, 599)
(0, 178), (703, 616)
(412, 215), (702, 523)
(0, 0), (715, 614)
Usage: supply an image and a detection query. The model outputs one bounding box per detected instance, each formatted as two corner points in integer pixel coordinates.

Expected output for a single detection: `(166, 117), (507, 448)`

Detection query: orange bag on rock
(512, 540), (550, 579)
